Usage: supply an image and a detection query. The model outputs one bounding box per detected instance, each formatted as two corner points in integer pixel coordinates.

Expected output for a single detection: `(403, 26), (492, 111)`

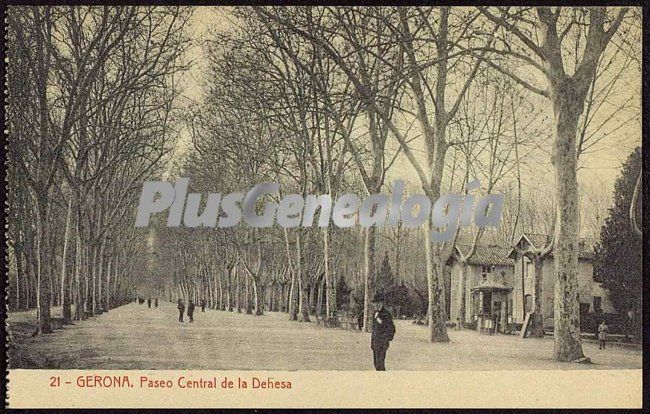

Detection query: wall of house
(541, 259), (555, 325)
(511, 254), (555, 325)
(448, 263), (460, 322)
(577, 261), (614, 313)
(465, 251), (617, 327)
(512, 255), (527, 323)
(512, 254), (618, 326)
(448, 262), (474, 323)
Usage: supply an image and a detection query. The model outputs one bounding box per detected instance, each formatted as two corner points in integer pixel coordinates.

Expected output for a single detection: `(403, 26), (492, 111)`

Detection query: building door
(524, 294), (533, 314)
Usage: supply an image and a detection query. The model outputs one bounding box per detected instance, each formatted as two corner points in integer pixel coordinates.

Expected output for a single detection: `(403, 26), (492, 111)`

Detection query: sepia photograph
(3, 4), (644, 408)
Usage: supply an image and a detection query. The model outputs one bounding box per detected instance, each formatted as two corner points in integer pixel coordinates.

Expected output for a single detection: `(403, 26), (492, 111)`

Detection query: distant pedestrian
(147, 298), (152, 308)
(178, 299), (185, 322)
(598, 320), (609, 349)
(370, 292), (395, 371)
(188, 300), (196, 323)
(493, 308), (500, 334)
(201, 299), (206, 312)
(154, 298), (158, 308)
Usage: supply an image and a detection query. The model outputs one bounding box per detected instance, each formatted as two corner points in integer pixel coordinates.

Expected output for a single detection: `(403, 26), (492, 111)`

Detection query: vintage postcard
(3, 4), (644, 409)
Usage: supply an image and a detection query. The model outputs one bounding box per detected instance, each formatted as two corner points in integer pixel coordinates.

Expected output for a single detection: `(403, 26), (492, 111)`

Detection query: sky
(171, 6), (642, 217)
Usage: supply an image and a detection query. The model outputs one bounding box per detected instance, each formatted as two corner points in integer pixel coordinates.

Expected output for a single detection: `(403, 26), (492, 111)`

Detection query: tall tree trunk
(74, 213), (83, 320)
(226, 266), (233, 311)
(323, 227), (336, 317)
(97, 241), (104, 313)
(245, 274), (253, 314)
(551, 85), (585, 361)
(269, 283), (275, 312)
(394, 223), (402, 282)
(35, 197), (53, 334)
(316, 276), (325, 316)
(60, 198), (73, 323)
(105, 254), (112, 311)
(252, 277), (263, 316)
(296, 231), (310, 322)
(113, 251), (119, 306)
(90, 243), (97, 315)
(15, 242), (23, 310)
(425, 222), (450, 342)
(309, 280), (317, 314)
(25, 234), (36, 310)
(457, 262), (468, 327)
(217, 271), (224, 310)
(529, 255), (545, 338)
(235, 271), (241, 313)
(362, 226), (377, 333)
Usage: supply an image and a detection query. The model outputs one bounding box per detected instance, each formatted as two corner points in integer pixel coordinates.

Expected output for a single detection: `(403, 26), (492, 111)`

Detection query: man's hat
(372, 292), (385, 302)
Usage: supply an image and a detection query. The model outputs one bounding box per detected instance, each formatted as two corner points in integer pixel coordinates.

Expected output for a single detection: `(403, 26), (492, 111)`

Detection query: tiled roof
(455, 245), (515, 267)
(521, 233), (550, 250)
(572, 238), (599, 260)
(514, 233), (598, 260)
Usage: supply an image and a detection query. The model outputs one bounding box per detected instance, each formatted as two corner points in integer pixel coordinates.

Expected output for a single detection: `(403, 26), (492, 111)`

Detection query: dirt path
(7, 301), (642, 370)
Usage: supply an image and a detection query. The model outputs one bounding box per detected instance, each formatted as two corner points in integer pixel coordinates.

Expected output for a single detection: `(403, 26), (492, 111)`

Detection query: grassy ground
(7, 301), (642, 370)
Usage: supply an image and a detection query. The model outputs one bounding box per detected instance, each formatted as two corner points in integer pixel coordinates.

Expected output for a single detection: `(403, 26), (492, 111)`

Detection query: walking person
(201, 299), (206, 313)
(188, 300), (196, 323)
(370, 292), (395, 371)
(493, 307), (501, 334)
(598, 320), (609, 349)
(178, 299), (185, 323)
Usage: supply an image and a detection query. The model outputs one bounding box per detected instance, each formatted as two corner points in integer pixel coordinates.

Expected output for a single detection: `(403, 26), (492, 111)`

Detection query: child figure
(598, 320), (609, 349)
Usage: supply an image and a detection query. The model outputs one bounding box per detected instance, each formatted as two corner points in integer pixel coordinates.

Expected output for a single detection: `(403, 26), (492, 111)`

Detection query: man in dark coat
(147, 298), (152, 308)
(188, 300), (196, 323)
(154, 298), (158, 308)
(177, 299), (185, 322)
(370, 292), (396, 371)
(201, 299), (206, 312)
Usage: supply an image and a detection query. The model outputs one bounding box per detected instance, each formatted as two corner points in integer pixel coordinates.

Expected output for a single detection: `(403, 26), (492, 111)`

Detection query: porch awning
(471, 281), (512, 292)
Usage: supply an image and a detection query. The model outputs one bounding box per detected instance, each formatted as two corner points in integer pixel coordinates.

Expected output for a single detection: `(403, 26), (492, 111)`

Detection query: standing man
(201, 299), (206, 313)
(178, 299), (185, 322)
(147, 298), (151, 308)
(493, 306), (500, 334)
(188, 300), (196, 323)
(370, 292), (396, 371)
(154, 298), (159, 308)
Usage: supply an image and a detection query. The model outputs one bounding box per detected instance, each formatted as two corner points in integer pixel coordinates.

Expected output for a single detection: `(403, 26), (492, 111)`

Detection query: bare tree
(477, 6), (630, 361)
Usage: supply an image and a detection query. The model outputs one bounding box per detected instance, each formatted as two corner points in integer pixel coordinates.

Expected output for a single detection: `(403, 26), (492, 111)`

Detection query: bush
(581, 312), (632, 336)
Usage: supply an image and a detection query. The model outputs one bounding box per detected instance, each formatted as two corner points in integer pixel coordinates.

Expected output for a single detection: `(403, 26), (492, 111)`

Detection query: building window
(593, 296), (602, 314)
(481, 265), (492, 283)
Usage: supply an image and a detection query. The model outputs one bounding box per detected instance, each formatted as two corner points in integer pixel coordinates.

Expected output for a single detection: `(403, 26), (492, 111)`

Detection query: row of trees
(6, 6), (193, 332)
(6, 7), (640, 365)
(152, 6), (640, 362)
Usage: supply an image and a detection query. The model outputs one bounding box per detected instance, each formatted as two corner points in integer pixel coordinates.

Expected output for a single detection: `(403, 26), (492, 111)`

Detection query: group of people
(173, 293), (395, 370)
(140, 290), (613, 370)
(136, 297), (158, 308)
(177, 299), (206, 323)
